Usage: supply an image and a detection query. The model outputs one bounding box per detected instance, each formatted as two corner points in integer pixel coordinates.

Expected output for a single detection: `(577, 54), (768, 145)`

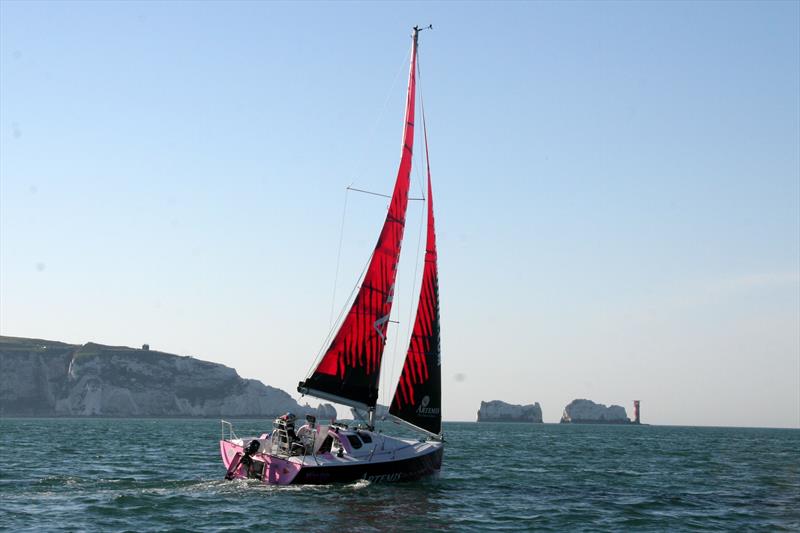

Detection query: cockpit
(269, 414), (380, 460)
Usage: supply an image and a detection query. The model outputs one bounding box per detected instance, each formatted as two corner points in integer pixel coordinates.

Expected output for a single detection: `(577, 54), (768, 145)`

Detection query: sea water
(0, 419), (797, 531)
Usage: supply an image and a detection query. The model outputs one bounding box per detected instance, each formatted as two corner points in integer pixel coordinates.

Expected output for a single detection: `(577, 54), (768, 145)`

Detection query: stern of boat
(219, 420), (303, 485)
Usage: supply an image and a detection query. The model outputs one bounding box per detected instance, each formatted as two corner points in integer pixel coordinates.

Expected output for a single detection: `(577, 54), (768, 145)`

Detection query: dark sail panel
(389, 108), (441, 435)
(299, 32), (418, 409)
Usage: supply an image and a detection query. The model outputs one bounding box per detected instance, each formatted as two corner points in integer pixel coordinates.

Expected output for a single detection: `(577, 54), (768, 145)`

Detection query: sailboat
(219, 26), (443, 485)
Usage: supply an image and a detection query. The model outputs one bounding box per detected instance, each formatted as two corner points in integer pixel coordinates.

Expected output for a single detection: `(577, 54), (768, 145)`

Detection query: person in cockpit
(296, 414), (316, 453)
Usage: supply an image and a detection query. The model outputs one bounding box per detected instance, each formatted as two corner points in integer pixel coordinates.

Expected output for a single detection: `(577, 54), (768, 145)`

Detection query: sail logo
(373, 314), (390, 341)
(373, 283), (396, 342)
(416, 395), (440, 417)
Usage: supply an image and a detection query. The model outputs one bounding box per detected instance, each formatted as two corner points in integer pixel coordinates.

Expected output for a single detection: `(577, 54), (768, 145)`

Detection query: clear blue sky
(2, 1), (798, 427)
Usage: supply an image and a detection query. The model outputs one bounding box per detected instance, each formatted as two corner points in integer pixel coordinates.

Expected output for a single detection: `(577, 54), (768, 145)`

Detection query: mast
(298, 27), (421, 415)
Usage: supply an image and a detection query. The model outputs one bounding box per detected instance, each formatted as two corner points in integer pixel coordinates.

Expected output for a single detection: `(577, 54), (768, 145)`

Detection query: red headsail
(299, 32), (418, 408)
(389, 103), (441, 436)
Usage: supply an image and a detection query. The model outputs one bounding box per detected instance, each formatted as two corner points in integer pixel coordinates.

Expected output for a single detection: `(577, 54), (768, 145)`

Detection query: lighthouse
(633, 400), (641, 424)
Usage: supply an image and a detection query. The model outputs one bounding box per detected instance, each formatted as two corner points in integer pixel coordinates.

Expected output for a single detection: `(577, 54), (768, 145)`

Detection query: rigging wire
(347, 186), (425, 201)
(350, 48), (412, 189)
(329, 187), (350, 328)
(304, 248), (376, 381)
(413, 50), (428, 199)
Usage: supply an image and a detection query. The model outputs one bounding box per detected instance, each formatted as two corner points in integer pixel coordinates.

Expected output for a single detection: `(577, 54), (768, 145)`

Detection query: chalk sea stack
(560, 399), (631, 424)
(477, 400), (543, 422)
(0, 336), (336, 418)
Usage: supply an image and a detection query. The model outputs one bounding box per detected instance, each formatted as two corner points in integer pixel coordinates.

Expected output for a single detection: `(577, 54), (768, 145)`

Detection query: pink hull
(220, 436), (443, 485)
(220, 440), (302, 485)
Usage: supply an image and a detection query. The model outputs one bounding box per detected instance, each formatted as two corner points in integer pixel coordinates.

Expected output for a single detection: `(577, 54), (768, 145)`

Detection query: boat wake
(348, 479), (372, 490)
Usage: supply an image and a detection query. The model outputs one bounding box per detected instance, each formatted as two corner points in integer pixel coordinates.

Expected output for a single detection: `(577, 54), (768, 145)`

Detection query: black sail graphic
(389, 106), (441, 436)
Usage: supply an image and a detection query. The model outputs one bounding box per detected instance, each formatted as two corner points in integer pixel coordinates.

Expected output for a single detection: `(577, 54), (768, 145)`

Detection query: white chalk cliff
(560, 399), (630, 424)
(0, 336), (336, 419)
(477, 400), (543, 422)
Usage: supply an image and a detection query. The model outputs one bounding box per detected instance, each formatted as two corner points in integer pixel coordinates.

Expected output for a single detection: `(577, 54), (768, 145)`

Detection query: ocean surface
(1, 419), (798, 531)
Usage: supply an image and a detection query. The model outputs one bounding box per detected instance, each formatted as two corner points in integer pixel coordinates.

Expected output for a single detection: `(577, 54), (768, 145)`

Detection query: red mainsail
(299, 32), (418, 409)
(389, 104), (441, 436)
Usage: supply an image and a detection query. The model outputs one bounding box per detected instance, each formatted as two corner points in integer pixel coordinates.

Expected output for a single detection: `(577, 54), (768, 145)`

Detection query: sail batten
(299, 31), (419, 409)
